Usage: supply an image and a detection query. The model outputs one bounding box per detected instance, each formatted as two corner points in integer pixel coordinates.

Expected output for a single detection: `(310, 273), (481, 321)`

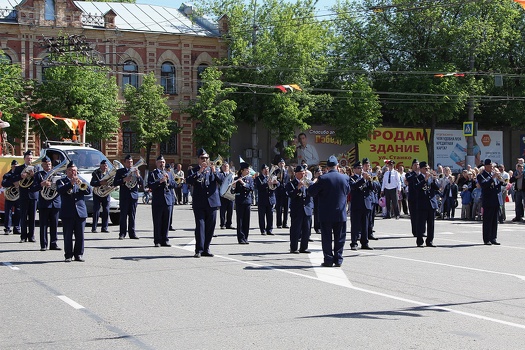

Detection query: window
(122, 122), (140, 153)
(44, 0), (55, 21)
(0, 53), (11, 64)
(122, 60), (138, 89)
(159, 128), (178, 155)
(161, 62), (176, 94)
(197, 64), (208, 93)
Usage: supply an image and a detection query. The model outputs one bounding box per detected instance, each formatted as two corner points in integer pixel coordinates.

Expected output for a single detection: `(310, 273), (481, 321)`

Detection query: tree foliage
(123, 72), (174, 169)
(184, 67), (237, 158)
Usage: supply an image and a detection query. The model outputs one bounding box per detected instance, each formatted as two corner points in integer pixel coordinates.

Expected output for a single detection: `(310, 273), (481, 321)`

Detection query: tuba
(125, 157), (145, 189)
(19, 149), (46, 188)
(40, 159), (68, 201)
(93, 160), (124, 197)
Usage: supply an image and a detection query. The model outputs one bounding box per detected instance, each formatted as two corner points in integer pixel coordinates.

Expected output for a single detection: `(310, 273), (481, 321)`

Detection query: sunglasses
(200, 156), (209, 160)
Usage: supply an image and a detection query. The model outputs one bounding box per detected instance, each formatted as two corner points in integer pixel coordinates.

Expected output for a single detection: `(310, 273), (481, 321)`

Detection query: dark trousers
(320, 221), (347, 265)
(219, 197), (234, 228)
(20, 198), (37, 240)
(119, 198), (138, 238)
(153, 204), (171, 245)
(175, 187), (182, 205)
(384, 188), (399, 218)
(193, 206), (217, 254)
(92, 195), (109, 231)
(416, 209), (435, 246)
(350, 209), (369, 246)
(482, 205), (499, 243)
(275, 194), (288, 227)
(313, 198), (320, 233)
(236, 203), (251, 243)
(290, 212), (311, 252)
(258, 204), (274, 234)
(4, 199), (20, 233)
(62, 216), (85, 259)
(39, 207), (59, 249)
(515, 190), (525, 219)
(368, 203), (376, 237)
(408, 199), (418, 236)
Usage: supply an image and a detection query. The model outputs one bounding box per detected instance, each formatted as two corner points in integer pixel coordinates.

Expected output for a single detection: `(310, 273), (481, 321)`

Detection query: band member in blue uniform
(405, 159), (420, 237)
(414, 161), (440, 247)
(477, 159), (503, 245)
(219, 162), (235, 230)
(56, 162), (91, 262)
(2, 159), (20, 235)
(308, 156), (350, 267)
(113, 154), (142, 240)
(274, 158), (290, 228)
(255, 164), (278, 236)
(186, 148), (225, 257)
(349, 160), (374, 250)
(312, 166), (322, 234)
(232, 162), (254, 244)
(12, 150), (41, 243)
(90, 160), (110, 233)
(285, 165), (314, 253)
(35, 156), (61, 251)
(148, 155), (175, 247)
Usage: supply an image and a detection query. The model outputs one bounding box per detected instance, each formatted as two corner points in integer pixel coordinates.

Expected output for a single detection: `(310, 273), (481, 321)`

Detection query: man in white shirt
(296, 132), (319, 166)
(381, 160), (401, 219)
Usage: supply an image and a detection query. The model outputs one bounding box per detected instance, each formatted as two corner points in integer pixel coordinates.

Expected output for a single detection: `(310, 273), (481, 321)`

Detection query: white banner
(434, 129), (503, 173)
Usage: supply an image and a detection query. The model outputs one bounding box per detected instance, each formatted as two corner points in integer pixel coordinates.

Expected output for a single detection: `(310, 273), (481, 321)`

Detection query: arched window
(122, 122), (140, 153)
(44, 0), (55, 21)
(161, 62), (176, 94)
(197, 64), (208, 93)
(122, 60), (138, 89)
(0, 53), (12, 64)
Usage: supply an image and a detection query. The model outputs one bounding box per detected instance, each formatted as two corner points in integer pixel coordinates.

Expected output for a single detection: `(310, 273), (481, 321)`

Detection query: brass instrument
(40, 159), (68, 201)
(19, 149), (46, 189)
(154, 169), (170, 192)
(169, 167), (184, 185)
(268, 164), (279, 190)
(4, 186), (19, 201)
(299, 176), (314, 188)
(212, 155), (223, 167)
(125, 157), (145, 189)
(67, 177), (89, 194)
(93, 160), (124, 197)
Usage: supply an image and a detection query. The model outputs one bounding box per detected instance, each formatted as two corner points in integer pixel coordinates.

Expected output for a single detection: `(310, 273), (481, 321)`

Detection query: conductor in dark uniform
(56, 161), (91, 262)
(477, 159), (503, 245)
(414, 161), (440, 247)
(12, 150), (41, 243)
(405, 159), (420, 237)
(255, 164), (278, 235)
(90, 160), (110, 233)
(349, 160), (373, 250)
(275, 158), (290, 228)
(308, 156), (350, 267)
(148, 155), (175, 247)
(232, 162), (254, 244)
(35, 156), (61, 251)
(285, 165), (313, 253)
(186, 148), (225, 257)
(2, 159), (20, 235)
(113, 154), (142, 240)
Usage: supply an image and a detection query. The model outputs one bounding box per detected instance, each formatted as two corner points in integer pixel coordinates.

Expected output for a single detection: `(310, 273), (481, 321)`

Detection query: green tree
(184, 67), (237, 158)
(32, 52), (121, 144)
(123, 72), (174, 169)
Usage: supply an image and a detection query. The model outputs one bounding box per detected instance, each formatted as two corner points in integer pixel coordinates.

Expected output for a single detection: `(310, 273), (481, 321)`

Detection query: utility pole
(250, 0), (259, 171)
(466, 49), (476, 168)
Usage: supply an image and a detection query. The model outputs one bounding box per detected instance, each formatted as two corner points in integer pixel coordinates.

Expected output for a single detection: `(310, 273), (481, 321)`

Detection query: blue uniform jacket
(405, 170), (419, 202)
(233, 175), (254, 206)
(113, 167), (142, 200)
(274, 167), (290, 198)
(414, 174), (440, 210)
(186, 166), (225, 209)
(12, 163), (41, 200)
(255, 174), (277, 206)
(349, 174), (373, 211)
(148, 168), (176, 206)
(477, 170), (503, 208)
(285, 178), (313, 216)
(307, 169), (350, 222)
(34, 170), (61, 209)
(56, 176), (91, 219)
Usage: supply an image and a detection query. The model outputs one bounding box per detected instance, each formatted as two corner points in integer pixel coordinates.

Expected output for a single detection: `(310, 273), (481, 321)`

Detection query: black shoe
(308, 238), (314, 242)
(74, 256), (85, 262)
(101, 229), (109, 233)
(65, 258), (72, 263)
(426, 243), (436, 247)
(417, 244), (424, 248)
(512, 217), (522, 222)
(91, 229), (98, 233)
(40, 247), (47, 251)
(169, 227), (175, 231)
(490, 241), (501, 245)
(194, 253), (201, 258)
(4, 229), (11, 235)
(29, 238), (36, 242)
(314, 230), (320, 234)
(129, 236), (140, 239)
(361, 245), (374, 250)
(220, 226), (225, 230)
(226, 226), (235, 230)
(155, 243), (161, 247)
(267, 232), (274, 235)
(161, 243), (171, 247)
(334, 263), (341, 267)
(290, 250), (300, 254)
(19, 239), (26, 243)
(282, 225), (289, 228)
(484, 241), (492, 245)
(118, 236), (124, 240)
(261, 232), (267, 235)
(277, 226), (282, 229)
(321, 262), (333, 267)
(201, 252), (214, 257)
(350, 244), (358, 251)
(369, 235), (379, 240)
(299, 250), (311, 254)
(50, 246), (62, 251)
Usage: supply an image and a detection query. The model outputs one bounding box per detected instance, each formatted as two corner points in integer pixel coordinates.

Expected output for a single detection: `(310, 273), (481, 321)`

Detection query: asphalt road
(1, 202), (525, 350)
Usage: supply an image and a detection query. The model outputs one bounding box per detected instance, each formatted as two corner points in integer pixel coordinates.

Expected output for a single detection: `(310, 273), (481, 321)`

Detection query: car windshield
(65, 149), (112, 171)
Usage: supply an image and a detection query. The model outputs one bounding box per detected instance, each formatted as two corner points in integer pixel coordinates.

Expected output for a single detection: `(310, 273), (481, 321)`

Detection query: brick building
(0, 0), (228, 167)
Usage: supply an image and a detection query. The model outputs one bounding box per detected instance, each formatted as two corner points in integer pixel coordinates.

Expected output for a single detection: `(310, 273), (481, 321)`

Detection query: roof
(0, 0), (220, 36)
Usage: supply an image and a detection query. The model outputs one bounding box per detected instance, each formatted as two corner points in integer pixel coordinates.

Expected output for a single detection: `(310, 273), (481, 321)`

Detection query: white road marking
(437, 231), (455, 235)
(309, 250), (353, 287)
(2, 262), (20, 270)
(57, 295), (85, 309)
(182, 239), (196, 251)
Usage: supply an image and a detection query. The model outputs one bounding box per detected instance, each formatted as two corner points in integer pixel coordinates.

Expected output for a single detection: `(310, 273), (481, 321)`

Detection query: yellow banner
(359, 127), (429, 169)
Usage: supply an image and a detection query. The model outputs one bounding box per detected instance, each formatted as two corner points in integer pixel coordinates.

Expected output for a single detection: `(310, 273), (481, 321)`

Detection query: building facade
(0, 0), (228, 167)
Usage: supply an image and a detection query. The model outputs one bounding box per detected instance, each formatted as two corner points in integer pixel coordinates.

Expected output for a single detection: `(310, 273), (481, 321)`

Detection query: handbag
(378, 196), (386, 208)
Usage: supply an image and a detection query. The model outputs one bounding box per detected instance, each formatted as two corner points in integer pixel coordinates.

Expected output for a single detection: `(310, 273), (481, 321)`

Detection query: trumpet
(67, 177), (89, 194)
(154, 169), (170, 192)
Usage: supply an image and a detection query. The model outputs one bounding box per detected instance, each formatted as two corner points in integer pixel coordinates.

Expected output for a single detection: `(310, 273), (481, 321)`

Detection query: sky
(136, 0), (338, 15)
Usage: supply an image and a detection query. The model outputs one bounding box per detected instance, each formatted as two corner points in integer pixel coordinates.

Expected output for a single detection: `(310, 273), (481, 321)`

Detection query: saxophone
(93, 160), (124, 197)
(40, 159), (68, 201)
